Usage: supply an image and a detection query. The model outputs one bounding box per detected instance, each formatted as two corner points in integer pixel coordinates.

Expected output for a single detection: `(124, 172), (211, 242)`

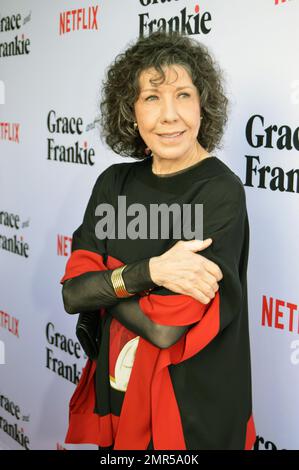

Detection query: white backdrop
(0, 0), (298, 450)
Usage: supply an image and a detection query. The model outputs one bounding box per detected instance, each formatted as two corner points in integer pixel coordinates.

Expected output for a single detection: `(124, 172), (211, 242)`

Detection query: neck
(151, 143), (209, 175)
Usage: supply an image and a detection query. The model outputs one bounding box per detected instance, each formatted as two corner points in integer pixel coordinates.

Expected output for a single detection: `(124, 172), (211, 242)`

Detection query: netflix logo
(57, 234), (72, 257)
(0, 122), (20, 143)
(261, 295), (298, 334)
(59, 5), (99, 35)
(274, 0), (295, 5)
(0, 310), (20, 338)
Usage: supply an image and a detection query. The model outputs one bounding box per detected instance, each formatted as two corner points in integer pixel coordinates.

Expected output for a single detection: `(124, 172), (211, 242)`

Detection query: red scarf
(60, 249), (256, 450)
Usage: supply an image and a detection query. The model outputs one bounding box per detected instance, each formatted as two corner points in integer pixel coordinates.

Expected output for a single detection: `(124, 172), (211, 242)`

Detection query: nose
(159, 95), (179, 123)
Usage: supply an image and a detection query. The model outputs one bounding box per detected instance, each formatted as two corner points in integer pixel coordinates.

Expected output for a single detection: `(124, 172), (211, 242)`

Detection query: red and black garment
(60, 156), (256, 450)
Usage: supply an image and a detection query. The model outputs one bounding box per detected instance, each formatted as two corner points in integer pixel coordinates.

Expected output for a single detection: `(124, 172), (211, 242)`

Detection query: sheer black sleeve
(107, 298), (189, 350)
(62, 258), (159, 314)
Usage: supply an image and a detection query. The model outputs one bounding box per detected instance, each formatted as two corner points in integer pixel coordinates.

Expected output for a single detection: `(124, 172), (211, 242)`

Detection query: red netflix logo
(261, 295), (298, 333)
(0, 310), (20, 337)
(274, 0), (293, 4)
(59, 6), (99, 35)
(0, 122), (20, 143)
(57, 234), (72, 257)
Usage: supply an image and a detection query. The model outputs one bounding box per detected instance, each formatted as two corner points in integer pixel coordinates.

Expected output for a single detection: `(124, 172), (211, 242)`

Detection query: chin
(155, 149), (189, 160)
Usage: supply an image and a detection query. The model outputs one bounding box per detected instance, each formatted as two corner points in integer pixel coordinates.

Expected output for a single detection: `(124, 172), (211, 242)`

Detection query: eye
(145, 95), (158, 101)
(145, 92), (191, 101)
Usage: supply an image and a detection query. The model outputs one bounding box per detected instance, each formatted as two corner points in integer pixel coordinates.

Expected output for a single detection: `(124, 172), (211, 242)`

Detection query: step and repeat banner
(0, 0), (298, 450)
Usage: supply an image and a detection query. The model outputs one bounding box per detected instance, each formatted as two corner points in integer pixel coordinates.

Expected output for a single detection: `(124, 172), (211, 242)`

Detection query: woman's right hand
(149, 239), (223, 304)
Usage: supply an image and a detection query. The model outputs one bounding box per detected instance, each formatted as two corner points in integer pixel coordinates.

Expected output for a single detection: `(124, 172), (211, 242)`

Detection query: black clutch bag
(76, 311), (101, 361)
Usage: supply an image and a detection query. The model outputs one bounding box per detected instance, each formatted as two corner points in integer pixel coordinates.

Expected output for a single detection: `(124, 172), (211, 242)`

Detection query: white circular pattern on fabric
(110, 336), (140, 392)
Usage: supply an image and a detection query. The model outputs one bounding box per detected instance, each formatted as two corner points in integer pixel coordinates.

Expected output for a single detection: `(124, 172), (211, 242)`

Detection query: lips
(158, 131), (185, 138)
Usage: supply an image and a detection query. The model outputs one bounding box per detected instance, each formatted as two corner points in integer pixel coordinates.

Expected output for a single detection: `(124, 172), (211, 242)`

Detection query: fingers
(200, 257), (223, 281)
(178, 239), (223, 279)
(181, 238), (213, 252)
(186, 286), (212, 304)
(160, 239), (223, 298)
(176, 277), (219, 304)
(198, 272), (220, 295)
(163, 277), (216, 304)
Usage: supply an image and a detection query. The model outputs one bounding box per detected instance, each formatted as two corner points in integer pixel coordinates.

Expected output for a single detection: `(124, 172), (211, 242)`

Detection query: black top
(62, 155), (255, 450)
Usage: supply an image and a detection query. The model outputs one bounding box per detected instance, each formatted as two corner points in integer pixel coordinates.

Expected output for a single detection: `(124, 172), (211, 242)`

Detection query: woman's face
(134, 64), (203, 162)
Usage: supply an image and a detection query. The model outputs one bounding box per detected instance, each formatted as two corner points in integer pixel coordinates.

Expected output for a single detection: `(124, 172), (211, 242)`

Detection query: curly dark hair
(98, 31), (229, 160)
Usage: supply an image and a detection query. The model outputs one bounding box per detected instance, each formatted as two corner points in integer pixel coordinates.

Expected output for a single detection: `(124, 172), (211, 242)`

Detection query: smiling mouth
(158, 131), (186, 139)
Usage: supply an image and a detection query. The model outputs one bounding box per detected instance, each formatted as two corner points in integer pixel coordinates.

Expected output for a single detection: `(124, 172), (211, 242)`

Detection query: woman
(60, 31), (256, 450)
